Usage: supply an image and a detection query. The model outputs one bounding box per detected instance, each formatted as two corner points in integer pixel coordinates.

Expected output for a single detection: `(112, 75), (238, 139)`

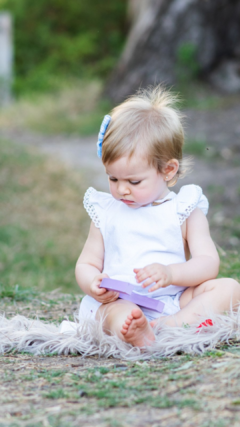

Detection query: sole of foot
(121, 308), (155, 347)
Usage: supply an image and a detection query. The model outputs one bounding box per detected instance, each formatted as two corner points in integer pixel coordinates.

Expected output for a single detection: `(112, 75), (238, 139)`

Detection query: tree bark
(105, 0), (240, 103)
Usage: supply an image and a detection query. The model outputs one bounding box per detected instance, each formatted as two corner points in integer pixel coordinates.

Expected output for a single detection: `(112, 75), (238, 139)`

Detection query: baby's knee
(218, 278), (240, 302)
(221, 277), (239, 291)
(99, 300), (136, 329)
(227, 278), (240, 298)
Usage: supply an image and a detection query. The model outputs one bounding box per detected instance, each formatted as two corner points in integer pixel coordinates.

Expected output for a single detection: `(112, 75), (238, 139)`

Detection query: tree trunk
(105, 0), (240, 103)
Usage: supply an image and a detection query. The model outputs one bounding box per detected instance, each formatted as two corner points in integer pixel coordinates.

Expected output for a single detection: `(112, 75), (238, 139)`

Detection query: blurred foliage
(0, 138), (88, 292)
(0, 80), (112, 135)
(0, 0), (127, 95)
(176, 42), (200, 87)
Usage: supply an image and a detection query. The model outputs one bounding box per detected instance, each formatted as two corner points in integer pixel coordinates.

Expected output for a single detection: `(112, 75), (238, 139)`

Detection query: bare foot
(120, 308), (155, 347)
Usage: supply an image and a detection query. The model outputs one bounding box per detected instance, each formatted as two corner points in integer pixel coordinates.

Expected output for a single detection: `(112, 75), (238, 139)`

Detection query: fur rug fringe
(1, 309), (240, 360)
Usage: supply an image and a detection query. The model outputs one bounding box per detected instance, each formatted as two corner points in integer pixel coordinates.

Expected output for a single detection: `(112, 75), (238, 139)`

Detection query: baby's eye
(109, 177), (117, 182)
(129, 180), (141, 185)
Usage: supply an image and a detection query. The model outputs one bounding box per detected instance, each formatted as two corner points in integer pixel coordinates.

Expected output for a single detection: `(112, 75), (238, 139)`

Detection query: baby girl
(75, 86), (240, 347)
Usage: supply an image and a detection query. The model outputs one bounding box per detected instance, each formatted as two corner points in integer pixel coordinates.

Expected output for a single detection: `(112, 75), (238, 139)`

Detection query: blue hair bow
(97, 115), (111, 158)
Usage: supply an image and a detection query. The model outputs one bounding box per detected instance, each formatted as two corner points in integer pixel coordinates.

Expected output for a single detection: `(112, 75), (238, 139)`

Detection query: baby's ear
(163, 159), (179, 178)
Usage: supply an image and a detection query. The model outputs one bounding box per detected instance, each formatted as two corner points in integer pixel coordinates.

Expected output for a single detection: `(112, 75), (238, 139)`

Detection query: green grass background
(0, 138), (89, 294)
(0, 136), (239, 296)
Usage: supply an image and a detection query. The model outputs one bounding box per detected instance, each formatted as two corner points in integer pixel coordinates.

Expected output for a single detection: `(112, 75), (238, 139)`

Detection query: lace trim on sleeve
(178, 203), (197, 226)
(177, 186), (203, 226)
(83, 187), (100, 228)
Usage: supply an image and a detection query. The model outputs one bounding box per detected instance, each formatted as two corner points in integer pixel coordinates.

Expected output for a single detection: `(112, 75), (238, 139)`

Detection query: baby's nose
(117, 182), (130, 195)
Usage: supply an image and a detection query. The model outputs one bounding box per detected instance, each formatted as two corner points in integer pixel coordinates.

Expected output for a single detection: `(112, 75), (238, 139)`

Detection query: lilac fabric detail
(100, 278), (165, 313)
(101, 278), (134, 295)
(97, 115), (111, 158)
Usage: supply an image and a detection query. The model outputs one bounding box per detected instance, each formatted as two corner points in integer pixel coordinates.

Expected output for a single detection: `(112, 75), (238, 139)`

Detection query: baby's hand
(90, 273), (119, 303)
(134, 263), (172, 292)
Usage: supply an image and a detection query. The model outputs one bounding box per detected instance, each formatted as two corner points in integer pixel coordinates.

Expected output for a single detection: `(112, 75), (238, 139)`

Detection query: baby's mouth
(121, 199), (135, 204)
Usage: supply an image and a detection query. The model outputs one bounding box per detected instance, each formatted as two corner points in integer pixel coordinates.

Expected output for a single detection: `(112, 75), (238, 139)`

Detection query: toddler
(75, 86), (240, 347)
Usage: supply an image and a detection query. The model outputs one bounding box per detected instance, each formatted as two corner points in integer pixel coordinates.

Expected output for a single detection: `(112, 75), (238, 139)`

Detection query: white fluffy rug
(1, 309), (240, 360)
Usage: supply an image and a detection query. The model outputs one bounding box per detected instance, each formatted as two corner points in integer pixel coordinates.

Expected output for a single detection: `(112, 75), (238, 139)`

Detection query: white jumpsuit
(79, 185), (208, 322)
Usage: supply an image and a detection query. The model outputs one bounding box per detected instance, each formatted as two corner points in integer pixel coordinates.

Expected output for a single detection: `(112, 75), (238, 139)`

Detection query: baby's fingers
(102, 291), (119, 302)
(135, 270), (150, 283)
(148, 281), (164, 292)
(109, 292), (119, 301)
(108, 291), (119, 299)
(95, 286), (107, 296)
(141, 277), (155, 288)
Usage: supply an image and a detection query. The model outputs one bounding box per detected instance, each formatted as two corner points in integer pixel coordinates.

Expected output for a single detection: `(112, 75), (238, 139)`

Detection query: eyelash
(130, 181), (141, 185)
(109, 178), (141, 185)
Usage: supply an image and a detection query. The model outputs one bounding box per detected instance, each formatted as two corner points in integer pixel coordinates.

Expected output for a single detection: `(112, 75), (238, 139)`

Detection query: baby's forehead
(105, 153), (154, 176)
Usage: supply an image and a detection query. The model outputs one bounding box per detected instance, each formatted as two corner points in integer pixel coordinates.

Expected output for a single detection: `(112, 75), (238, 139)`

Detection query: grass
(0, 283), (39, 301)
(183, 138), (219, 159)
(219, 251), (240, 282)
(0, 85), (239, 426)
(44, 389), (70, 399)
(0, 79), (238, 139)
(37, 363), (201, 409)
(0, 137), (89, 293)
(0, 79), (111, 136)
(1, 298), (240, 426)
(0, 105), (238, 423)
(184, 139), (208, 157)
(175, 81), (239, 110)
(0, 134), (239, 297)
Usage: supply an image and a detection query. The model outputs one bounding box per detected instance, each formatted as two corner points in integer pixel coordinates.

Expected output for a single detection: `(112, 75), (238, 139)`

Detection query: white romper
(79, 184), (209, 322)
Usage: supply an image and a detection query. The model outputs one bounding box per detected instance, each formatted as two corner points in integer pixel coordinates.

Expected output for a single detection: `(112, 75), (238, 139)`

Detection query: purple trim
(100, 278), (165, 313)
(101, 278), (135, 295)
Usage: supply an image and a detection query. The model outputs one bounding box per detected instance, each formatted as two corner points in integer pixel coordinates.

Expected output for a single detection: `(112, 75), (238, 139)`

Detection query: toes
(131, 308), (143, 320)
(121, 318), (131, 335)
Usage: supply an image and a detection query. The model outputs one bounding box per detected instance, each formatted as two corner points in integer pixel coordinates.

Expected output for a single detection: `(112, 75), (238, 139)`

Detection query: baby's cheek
(137, 189), (149, 203)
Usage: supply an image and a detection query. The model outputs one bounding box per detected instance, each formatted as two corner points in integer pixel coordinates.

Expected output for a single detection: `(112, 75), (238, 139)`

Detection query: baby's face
(105, 154), (169, 208)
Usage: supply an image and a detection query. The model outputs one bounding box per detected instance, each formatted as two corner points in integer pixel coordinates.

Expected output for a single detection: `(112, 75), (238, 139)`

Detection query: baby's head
(101, 85), (186, 187)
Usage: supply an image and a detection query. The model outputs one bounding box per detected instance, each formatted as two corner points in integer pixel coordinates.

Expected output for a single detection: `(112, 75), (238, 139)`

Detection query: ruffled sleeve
(176, 185), (209, 225)
(83, 187), (115, 230)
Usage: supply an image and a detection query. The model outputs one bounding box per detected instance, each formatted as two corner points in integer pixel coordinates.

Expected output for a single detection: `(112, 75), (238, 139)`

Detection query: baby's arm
(135, 208), (220, 291)
(75, 221), (119, 303)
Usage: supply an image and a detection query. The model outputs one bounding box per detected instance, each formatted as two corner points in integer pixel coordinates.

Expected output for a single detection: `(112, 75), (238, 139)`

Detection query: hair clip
(97, 115), (111, 158)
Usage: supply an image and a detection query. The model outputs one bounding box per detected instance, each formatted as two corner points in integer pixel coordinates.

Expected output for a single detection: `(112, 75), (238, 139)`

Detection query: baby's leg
(96, 300), (155, 347)
(151, 278), (240, 327)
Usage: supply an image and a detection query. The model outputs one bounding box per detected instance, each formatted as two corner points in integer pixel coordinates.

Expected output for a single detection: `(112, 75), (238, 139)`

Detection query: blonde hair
(102, 85), (188, 186)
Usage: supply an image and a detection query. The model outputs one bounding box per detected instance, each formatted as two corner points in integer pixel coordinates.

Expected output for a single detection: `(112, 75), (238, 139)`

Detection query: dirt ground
(1, 292), (240, 427)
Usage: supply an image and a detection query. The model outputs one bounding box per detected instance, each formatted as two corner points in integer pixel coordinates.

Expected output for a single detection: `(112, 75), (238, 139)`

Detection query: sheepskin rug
(1, 308), (240, 360)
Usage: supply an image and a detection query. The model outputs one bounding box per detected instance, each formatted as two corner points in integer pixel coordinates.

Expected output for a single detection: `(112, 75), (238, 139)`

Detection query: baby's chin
(114, 198), (141, 208)
(121, 201), (140, 209)
(112, 195), (151, 208)
(121, 200), (149, 209)
(126, 204), (141, 209)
